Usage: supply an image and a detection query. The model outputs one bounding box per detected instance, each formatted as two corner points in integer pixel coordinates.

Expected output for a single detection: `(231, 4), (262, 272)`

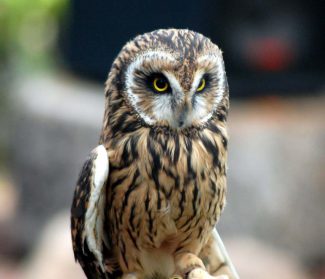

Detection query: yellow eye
(197, 78), (206, 92)
(153, 77), (169, 92)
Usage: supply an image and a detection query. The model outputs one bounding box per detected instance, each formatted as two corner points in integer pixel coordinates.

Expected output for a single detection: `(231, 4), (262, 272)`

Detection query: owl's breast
(106, 124), (227, 248)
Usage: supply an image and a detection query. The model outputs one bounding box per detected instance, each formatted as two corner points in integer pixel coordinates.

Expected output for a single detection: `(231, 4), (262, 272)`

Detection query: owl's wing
(71, 145), (112, 279)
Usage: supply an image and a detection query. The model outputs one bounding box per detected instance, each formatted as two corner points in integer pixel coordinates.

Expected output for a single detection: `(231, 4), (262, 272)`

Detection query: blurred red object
(246, 37), (295, 71)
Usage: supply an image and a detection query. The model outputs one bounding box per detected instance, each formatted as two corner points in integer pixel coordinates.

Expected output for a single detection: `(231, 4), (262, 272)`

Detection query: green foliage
(0, 0), (68, 67)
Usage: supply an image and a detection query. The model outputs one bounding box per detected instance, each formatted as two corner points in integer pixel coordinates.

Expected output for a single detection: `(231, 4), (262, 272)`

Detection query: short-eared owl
(71, 29), (239, 279)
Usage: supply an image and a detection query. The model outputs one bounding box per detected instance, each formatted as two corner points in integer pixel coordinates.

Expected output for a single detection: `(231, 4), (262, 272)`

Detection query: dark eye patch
(146, 73), (171, 94)
(195, 73), (212, 94)
(132, 70), (171, 93)
(201, 73), (212, 88)
(192, 73), (216, 107)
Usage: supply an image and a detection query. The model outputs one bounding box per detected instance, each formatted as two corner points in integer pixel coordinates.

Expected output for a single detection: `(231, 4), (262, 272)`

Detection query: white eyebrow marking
(190, 69), (205, 94)
(163, 71), (183, 95)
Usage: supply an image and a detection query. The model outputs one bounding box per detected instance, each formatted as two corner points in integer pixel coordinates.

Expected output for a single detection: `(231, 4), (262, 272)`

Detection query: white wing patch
(84, 145), (109, 272)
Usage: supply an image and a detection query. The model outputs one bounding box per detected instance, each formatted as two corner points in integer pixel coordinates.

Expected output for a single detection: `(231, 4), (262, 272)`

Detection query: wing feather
(71, 145), (110, 279)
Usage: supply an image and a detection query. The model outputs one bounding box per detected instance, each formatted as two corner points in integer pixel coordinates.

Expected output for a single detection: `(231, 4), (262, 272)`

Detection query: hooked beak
(176, 101), (191, 128)
(178, 108), (187, 127)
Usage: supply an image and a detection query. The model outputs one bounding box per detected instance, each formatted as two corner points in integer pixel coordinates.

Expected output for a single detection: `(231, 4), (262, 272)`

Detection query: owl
(71, 29), (239, 279)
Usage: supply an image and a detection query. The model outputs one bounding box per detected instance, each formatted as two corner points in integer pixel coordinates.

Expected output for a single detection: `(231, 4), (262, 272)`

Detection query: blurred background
(0, 0), (324, 278)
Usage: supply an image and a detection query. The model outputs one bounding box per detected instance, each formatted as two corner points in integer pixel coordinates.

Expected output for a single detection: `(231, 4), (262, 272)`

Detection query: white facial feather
(189, 95), (209, 122)
(197, 53), (225, 105)
(163, 71), (184, 98)
(125, 51), (176, 125)
(125, 51), (225, 127)
(152, 95), (174, 124)
(191, 54), (226, 124)
(190, 69), (205, 94)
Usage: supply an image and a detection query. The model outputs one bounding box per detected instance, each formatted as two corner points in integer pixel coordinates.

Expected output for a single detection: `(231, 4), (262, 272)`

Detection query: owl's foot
(121, 272), (139, 279)
(174, 253), (227, 279)
(187, 268), (229, 279)
(174, 252), (206, 276)
(169, 269), (229, 279)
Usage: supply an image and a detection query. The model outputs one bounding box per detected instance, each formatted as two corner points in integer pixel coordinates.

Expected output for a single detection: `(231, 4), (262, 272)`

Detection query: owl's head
(105, 29), (228, 131)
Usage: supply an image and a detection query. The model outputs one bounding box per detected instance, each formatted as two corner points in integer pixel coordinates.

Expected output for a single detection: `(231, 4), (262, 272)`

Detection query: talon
(187, 268), (229, 279)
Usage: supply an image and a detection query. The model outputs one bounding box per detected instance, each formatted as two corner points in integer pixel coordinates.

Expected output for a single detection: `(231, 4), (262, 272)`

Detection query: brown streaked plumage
(71, 29), (239, 279)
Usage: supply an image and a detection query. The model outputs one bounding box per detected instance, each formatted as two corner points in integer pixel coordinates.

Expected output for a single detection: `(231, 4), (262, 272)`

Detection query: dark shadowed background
(0, 0), (324, 278)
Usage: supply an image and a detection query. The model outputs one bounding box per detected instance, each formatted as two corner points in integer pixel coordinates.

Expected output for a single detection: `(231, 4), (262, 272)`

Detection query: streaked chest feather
(105, 122), (227, 248)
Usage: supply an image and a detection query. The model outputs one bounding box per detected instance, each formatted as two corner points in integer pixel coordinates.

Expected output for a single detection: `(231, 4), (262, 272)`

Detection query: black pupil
(156, 78), (167, 88)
